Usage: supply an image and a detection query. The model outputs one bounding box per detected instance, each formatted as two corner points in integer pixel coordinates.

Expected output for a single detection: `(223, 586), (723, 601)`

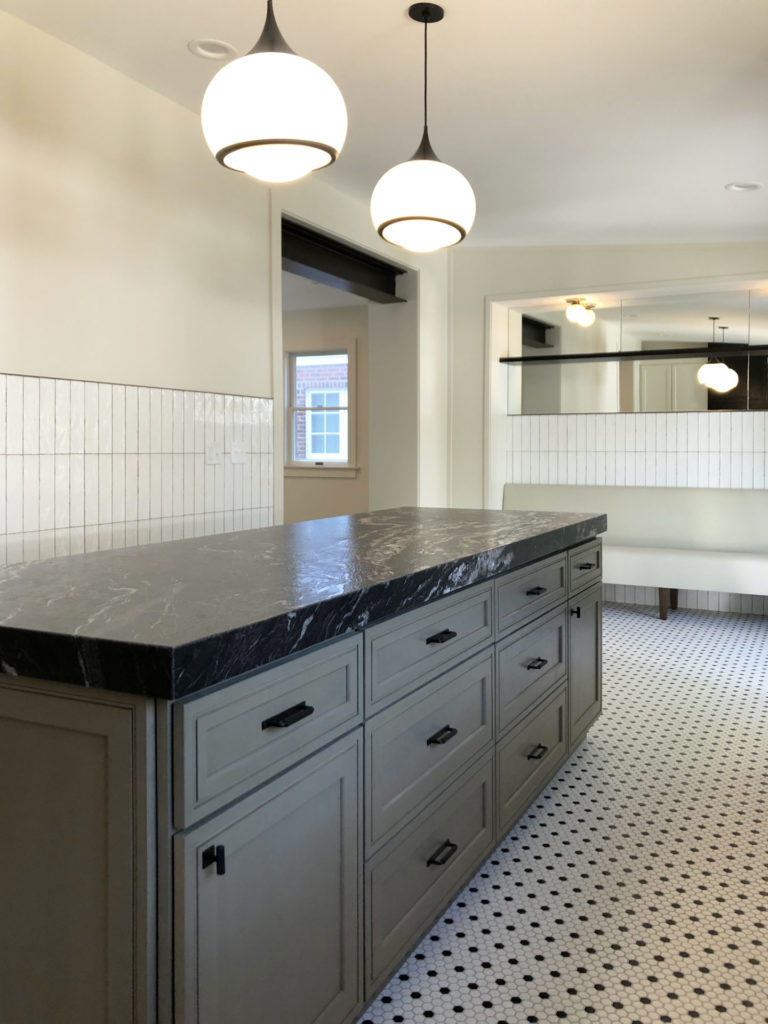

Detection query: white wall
(0, 11), (272, 397)
(451, 242), (768, 508)
(282, 305), (369, 522)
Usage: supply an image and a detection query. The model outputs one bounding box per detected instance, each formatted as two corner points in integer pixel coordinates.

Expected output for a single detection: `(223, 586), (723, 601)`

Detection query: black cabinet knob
(526, 585), (547, 597)
(526, 657), (548, 671)
(202, 844), (226, 876)
(527, 744), (548, 761)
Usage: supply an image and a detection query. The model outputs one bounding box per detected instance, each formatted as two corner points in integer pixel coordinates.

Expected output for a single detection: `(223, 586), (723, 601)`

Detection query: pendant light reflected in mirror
(370, 4), (476, 253)
(565, 298), (596, 327)
(201, 0), (347, 184)
(696, 318), (739, 394)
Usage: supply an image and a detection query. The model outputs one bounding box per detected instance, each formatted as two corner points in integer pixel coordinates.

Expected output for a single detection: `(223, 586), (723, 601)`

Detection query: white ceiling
(6, 0), (768, 246)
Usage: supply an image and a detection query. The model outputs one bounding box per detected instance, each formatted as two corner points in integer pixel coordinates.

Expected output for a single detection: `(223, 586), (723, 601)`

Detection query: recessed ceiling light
(187, 39), (238, 61)
(724, 181), (763, 192)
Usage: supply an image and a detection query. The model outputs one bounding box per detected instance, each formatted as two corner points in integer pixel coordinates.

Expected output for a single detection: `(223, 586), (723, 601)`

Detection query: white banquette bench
(502, 484), (768, 618)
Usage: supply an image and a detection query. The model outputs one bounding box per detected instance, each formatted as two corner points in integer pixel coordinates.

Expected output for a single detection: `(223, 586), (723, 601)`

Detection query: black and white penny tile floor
(358, 603), (768, 1024)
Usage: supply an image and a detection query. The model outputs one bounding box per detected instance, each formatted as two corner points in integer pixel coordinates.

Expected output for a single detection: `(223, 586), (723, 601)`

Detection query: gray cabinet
(366, 751), (494, 991)
(0, 534), (604, 1024)
(0, 679), (154, 1024)
(365, 651), (493, 853)
(497, 683), (568, 833)
(569, 581), (603, 748)
(174, 730), (363, 1024)
(172, 635), (362, 827)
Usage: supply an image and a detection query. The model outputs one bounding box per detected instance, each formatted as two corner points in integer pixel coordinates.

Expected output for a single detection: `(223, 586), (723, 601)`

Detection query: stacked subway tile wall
(0, 374), (273, 567)
(506, 411), (768, 614)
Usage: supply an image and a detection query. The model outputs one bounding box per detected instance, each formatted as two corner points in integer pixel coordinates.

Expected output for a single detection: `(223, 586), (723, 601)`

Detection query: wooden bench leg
(658, 587), (670, 620)
(670, 588), (679, 610)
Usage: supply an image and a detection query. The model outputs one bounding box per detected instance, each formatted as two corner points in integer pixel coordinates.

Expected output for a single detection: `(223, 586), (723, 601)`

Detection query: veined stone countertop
(0, 507), (606, 699)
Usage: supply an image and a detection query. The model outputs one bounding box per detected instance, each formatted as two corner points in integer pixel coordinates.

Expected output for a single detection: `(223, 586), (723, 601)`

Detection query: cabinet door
(175, 730), (362, 1024)
(569, 582), (602, 747)
(0, 680), (153, 1024)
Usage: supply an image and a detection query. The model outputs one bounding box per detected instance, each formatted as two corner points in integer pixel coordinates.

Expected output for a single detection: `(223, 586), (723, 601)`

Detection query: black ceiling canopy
(281, 218), (406, 304)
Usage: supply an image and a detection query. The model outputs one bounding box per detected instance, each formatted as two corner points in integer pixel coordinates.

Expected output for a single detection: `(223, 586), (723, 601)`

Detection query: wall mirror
(504, 283), (768, 415)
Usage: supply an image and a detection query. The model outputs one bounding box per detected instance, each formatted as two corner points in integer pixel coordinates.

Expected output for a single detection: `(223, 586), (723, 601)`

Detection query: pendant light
(370, 4), (476, 253)
(696, 318), (739, 393)
(201, 0), (347, 184)
(565, 298), (596, 327)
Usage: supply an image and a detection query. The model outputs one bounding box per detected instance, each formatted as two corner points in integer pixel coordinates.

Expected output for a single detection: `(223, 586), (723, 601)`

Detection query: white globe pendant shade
(565, 301), (596, 327)
(696, 361), (739, 393)
(371, 152), (476, 253)
(201, 2), (347, 185)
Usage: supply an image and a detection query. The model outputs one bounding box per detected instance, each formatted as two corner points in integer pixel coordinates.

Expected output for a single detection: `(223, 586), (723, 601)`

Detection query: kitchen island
(0, 506), (606, 1024)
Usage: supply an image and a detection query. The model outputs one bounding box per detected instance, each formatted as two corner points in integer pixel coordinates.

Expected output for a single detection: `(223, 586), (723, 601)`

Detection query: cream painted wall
(0, 12), (272, 397)
(451, 242), (768, 508)
(282, 305), (369, 523)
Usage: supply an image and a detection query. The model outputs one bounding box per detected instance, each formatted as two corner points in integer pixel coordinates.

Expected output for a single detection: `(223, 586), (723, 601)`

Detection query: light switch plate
(231, 443), (248, 465)
(206, 444), (221, 465)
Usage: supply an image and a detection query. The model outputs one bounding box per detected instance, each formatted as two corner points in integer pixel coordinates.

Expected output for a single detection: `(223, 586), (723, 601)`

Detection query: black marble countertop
(0, 507), (606, 700)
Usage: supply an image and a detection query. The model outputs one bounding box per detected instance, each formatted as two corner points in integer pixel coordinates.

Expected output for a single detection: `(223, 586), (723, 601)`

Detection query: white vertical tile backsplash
(507, 411), (768, 490)
(0, 373), (274, 567)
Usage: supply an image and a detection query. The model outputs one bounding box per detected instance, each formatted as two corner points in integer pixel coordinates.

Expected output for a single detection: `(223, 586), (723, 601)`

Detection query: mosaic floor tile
(358, 603), (768, 1024)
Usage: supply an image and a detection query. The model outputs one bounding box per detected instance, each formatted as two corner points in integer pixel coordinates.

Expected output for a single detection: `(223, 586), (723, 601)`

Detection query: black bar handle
(526, 657), (548, 671)
(425, 628), (457, 645)
(577, 561), (596, 570)
(427, 839), (459, 867)
(262, 701), (315, 730)
(527, 744), (548, 761)
(427, 725), (458, 747)
(202, 844), (226, 876)
(526, 585), (547, 596)
(570, 606), (581, 618)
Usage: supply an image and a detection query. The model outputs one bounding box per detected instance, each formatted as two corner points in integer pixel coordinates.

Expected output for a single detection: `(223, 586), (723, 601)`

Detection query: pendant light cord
(423, 19), (429, 131)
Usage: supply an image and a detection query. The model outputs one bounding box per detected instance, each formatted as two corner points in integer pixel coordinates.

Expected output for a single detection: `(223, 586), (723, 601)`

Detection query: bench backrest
(501, 484), (768, 554)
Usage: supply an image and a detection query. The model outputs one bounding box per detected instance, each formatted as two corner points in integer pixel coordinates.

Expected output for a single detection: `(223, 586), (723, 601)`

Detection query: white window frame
(284, 344), (358, 477)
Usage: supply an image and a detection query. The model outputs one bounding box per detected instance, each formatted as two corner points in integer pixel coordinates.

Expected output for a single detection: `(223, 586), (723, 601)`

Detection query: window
(286, 350), (356, 471)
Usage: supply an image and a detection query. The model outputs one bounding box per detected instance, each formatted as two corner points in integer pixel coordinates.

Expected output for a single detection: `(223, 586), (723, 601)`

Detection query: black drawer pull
(202, 844), (226, 876)
(571, 606), (581, 618)
(526, 585), (547, 596)
(425, 628), (457, 645)
(527, 744), (549, 761)
(427, 839), (459, 867)
(262, 701), (315, 730)
(526, 657), (548, 671)
(427, 725), (459, 747)
(577, 561), (596, 570)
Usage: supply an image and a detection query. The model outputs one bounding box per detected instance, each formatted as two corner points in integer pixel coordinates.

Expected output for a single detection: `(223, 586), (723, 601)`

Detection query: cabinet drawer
(173, 634), (362, 827)
(497, 607), (567, 736)
(366, 751), (494, 991)
(365, 584), (493, 713)
(366, 651), (493, 854)
(495, 554), (567, 638)
(497, 684), (567, 835)
(568, 538), (602, 593)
